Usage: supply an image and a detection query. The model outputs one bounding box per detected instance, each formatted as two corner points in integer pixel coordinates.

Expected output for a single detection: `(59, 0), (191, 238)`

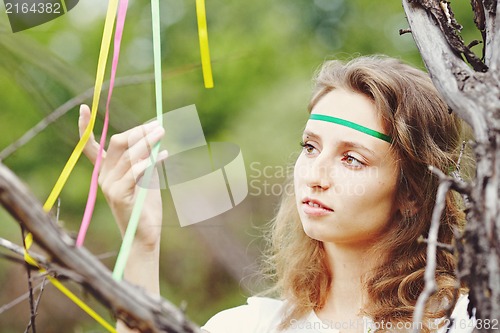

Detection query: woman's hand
(79, 104), (167, 332)
(78, 104), (168, 251)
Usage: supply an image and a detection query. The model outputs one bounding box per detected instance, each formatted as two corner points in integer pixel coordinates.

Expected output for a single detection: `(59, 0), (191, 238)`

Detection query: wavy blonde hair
(263, 55), (469, 331)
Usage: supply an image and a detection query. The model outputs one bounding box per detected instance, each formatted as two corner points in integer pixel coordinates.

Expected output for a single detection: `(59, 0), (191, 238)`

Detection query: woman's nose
(304, 155), (332, 190)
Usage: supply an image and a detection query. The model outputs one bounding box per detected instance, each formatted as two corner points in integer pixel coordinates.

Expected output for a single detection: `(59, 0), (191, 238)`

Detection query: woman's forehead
(307, 89), (392, 150)
(311, 89), (386, 134)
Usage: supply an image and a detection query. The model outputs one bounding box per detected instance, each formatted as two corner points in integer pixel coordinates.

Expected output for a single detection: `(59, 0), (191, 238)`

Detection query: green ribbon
(112, 0), (163, 281)
(309, 114), (392, 143)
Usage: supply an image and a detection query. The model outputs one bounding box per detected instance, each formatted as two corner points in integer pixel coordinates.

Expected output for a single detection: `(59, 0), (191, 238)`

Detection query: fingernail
(159, 150), (169, 158)
(79, 104), (84, 116)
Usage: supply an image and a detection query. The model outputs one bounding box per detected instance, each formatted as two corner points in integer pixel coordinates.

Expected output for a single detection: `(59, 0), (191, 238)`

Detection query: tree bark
(0, 162), (201, 333)
(403, 0), (500, 331)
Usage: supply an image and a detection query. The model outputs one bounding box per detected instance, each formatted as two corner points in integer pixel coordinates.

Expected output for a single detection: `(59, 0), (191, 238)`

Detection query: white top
(201, 294), (475, 333)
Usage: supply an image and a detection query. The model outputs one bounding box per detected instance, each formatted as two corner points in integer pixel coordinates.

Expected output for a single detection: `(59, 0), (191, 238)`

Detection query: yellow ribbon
(60, 0), (68, 12)
(196, 0), (214, 88)
(23, 234), (117, 332)
(43, 0), (119, 212)
(23, 0), (121, 331)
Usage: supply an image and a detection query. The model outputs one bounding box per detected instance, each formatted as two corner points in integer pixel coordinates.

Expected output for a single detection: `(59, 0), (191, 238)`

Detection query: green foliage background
(0, 0), (480, 331)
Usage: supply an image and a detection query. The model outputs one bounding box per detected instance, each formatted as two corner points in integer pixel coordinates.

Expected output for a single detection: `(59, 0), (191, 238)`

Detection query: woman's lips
(301, 198), (333, 216)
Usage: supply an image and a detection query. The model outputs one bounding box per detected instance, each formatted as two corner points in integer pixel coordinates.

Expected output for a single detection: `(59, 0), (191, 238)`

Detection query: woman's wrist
(123, 238), (161, 293)
(113, 209), (162, 252)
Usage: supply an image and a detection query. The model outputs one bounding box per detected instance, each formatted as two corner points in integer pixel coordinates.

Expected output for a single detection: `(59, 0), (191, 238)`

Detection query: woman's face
(294, 88), (400, 247)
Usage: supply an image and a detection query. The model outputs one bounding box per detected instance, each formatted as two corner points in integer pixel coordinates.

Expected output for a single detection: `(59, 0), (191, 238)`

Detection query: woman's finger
(99, 150), (168, 207)
(127, 125), (165, 168)
(104, 121), (161, 167)
(130, 149), (169, 184)
(100, 123), (164, 183)
(78, 104), (104, 165)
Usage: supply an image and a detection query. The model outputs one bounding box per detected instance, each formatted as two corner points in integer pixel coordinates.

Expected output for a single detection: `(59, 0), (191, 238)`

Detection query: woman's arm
(79, 105), (167, 332)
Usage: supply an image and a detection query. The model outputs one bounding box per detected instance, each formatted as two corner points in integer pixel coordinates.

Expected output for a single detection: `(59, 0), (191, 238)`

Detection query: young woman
(79, 55), (474, 333)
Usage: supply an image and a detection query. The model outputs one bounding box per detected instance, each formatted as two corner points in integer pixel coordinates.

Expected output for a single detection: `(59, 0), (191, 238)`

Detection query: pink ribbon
(76, 0), (129, 247)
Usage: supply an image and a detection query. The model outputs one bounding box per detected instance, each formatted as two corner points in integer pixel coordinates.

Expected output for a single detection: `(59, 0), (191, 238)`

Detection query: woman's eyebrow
(302, 130), (320, 140)
(339, 141), (377, 157)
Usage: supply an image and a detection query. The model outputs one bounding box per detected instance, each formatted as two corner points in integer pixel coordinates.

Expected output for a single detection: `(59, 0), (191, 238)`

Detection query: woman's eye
(342, 153), (364, 168)
(300, 141), (317, 155)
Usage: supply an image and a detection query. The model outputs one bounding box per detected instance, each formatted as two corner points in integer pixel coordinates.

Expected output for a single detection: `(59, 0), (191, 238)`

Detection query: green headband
(309, 114), (393, 143)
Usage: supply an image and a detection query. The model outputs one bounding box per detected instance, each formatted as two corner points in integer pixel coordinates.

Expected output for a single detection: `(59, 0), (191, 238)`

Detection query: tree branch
(403, 0), (490, 141)
(0, 279), (49, 316)
(469, 0), (488, 62)
(0, 56), (242, 162)
(412, 167), (452, 333)
(21, 228), (38, 333)
(24, 277), (47, 333)
(410, 0), (487, 72)
(0, 237), (47, 266)
(405, 0), (500, 327)
(0, 162), (202, 333)
(482, 0), (499, 66)
(0, 236), (86, 284)
(0, 74), (154, 161)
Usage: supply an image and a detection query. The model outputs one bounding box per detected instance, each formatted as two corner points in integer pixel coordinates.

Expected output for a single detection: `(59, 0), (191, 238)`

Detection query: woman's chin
(301, 222), (330, 242)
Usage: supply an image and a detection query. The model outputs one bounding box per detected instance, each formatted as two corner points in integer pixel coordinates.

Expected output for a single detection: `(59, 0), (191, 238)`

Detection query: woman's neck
(318, 242), (382, 322)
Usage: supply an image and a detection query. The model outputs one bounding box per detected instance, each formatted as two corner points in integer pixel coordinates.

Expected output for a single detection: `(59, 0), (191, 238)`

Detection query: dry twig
(412, 166), (452, 333)
(24, 277), (47, 333)
(0, 279), (49, 315)
(21, 228), (37, 333)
